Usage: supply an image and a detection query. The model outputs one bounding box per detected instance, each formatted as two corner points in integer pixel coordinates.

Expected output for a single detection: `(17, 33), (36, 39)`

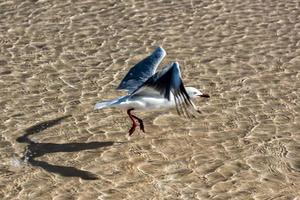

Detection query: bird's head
(185, 87), (210, 99)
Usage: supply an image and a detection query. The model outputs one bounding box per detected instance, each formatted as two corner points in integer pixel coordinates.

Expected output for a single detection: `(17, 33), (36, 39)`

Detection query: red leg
(131, 114), (145, 133)
(127, 109), (137, 136)
(127, 109), (145, 135)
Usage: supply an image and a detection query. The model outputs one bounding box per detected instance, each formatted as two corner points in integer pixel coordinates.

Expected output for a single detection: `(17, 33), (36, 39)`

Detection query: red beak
(199, 93), (210, 98)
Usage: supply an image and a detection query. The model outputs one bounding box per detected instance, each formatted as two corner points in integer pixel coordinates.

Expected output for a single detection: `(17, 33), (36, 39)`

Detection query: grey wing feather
(131, 62), (195, 117)
(117, 47), (166, 93)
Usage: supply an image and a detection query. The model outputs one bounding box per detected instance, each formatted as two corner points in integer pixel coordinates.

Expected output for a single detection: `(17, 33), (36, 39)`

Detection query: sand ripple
(0, 0), (300, 199)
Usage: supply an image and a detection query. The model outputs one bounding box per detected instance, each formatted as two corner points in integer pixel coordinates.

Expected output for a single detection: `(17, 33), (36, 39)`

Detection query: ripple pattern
(0, 0), (300, 199)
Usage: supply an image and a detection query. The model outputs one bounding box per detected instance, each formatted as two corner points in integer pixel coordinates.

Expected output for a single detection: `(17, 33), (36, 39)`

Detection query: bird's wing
(117, 47), (166, 93)
(131, 62), (196, 117)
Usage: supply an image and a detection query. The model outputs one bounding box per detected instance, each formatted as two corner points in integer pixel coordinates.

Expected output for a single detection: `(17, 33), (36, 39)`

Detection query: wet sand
(1, 0), (300, 199)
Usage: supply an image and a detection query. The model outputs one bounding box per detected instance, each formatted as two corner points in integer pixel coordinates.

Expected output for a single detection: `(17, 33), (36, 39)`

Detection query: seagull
(94, 47), (210, 135)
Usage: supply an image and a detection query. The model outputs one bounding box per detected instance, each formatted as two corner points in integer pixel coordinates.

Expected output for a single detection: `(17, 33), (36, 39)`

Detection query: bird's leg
(127, 109), (137, 136)
(131, 114), (145, 133)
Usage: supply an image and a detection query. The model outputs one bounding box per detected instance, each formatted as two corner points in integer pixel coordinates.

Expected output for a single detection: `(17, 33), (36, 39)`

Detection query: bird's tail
(94, 97), (123, 110)
(94, 101), (113, 110)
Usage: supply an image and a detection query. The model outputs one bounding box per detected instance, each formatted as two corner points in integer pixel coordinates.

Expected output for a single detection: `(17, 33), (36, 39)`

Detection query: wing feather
(117, 47), (166, 93)
(131, 62), (195, 116)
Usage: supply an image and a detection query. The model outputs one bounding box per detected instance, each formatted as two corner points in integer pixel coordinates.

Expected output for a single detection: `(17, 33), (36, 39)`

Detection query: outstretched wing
(117, 47), (166, 93)
(131, 62), (196, 117)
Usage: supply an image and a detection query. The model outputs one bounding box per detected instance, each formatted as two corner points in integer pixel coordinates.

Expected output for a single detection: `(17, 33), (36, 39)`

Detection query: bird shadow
(16, 115), (114, 180)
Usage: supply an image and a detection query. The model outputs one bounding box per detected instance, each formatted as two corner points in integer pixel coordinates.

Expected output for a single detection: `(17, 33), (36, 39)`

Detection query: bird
(94, 47), (210, 135)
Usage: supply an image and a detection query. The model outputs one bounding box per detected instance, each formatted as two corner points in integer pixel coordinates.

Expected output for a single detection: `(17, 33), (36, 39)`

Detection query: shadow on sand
(16, 115), (114, 180)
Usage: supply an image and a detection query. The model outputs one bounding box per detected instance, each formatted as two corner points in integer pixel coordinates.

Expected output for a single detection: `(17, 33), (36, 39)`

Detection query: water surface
(0, 0), (300, 199)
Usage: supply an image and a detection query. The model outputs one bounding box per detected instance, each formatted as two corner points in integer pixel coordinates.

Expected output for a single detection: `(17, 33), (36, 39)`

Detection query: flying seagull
(94, 47), (210, 135)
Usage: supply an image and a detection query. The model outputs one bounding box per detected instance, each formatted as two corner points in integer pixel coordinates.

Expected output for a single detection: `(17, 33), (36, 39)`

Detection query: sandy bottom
(1, 0), (300, 199)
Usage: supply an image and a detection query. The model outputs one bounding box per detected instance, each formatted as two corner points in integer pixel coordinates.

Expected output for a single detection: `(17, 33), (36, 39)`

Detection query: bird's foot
(134, 118), (145, 133)
(128, 122), (145, 136)
(139, 121), (145, 133)
(128, 125), (136, 136)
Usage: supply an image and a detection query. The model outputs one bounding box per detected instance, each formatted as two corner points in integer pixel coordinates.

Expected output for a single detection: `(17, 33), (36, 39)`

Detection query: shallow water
(1, 0), (300, 199)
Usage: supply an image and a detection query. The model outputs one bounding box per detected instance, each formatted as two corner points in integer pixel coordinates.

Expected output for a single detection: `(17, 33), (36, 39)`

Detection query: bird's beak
(198, 93), (210, 98)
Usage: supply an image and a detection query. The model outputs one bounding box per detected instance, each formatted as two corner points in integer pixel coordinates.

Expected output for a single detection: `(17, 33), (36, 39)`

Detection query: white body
(94, 87), (203, 111)
(95, 94), (175, 111)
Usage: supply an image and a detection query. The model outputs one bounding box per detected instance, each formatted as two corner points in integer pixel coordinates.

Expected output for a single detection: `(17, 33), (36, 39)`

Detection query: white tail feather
(94, 96), (125, 110)
(94, 100), (114, 110)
